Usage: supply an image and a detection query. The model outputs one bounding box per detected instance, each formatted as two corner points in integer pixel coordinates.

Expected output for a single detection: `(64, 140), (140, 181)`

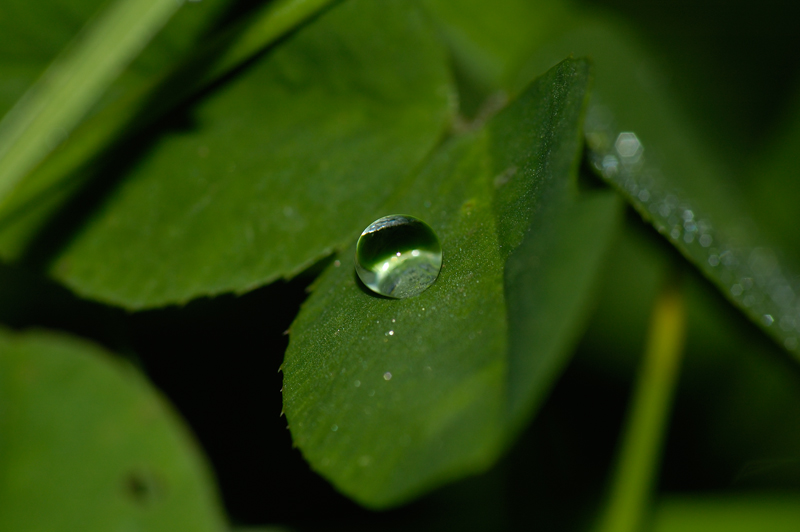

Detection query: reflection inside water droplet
(355, 215), (442, 298)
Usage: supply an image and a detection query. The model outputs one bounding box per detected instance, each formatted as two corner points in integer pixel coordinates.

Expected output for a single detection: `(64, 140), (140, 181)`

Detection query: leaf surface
(282, 58), (622, 507)
(0, 329), (226, 531)
(421, 0), (800, 358)
(44, 0), (454, 309)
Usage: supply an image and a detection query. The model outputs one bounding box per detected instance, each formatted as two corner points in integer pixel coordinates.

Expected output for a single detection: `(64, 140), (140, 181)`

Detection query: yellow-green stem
(595, 277), (686, 532)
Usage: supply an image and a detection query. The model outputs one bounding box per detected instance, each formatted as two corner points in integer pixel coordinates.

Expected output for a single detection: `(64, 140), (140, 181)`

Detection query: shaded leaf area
(0, 0), (227, 118)
(31, 0), (453, 309)
(0, 329), (226, 531)
(579, 215), (800, 508)
(283, 58), (622, 507)
(651, 495), (800, 532)
(564, 20), (800, 358)
(418, 0), (572, 116)
(0, 0), (333, 264)
(422, 0), (800, 358)
(0, 0), (229, 261)
(750, 86), (800, 266)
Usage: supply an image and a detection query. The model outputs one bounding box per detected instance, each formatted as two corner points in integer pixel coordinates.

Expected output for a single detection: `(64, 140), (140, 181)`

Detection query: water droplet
(763, 314), (774, 326)
(355, 215), (442, 298)
(615, 132), (644, 163)
(354, 380), (361, 387)
(331, 424), (338, 432)
(383, 372), (392, 381)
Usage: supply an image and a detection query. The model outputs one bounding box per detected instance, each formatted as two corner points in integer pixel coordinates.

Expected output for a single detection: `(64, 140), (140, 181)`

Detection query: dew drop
(355, 215), (442, 298)
(383, 372), (392, 381)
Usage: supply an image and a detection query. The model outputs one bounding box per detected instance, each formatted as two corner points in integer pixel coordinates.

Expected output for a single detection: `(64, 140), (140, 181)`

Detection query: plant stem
(595, 276), (686, 532)
(0, 0), (185, 207)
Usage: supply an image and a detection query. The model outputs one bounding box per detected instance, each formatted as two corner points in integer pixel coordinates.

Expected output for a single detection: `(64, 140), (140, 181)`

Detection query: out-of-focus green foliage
(0, 329), (226, 531)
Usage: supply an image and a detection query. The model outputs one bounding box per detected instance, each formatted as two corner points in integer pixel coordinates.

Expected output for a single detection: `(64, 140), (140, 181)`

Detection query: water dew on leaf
(355, 215), (443, 299)
(585, 102), (800, 355)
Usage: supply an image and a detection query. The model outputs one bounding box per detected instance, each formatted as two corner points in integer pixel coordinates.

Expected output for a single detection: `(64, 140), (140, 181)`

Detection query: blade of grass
(595, 275), (686, 532)
(0, 0), (186, 207)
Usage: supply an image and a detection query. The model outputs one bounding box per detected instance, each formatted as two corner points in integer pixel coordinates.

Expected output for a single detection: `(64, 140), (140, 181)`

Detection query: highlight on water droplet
(355, 214), (442, 299)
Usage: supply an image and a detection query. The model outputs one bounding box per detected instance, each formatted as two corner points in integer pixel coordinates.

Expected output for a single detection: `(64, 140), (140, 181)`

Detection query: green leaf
(0, 0), (229, 259)
(651, 494), (800, 532)
(282, 58), (622, 508)
(44, 0), (454, 309)
(0, 329), (227, 531)
(0, 0), (190, 205)
(564, 18), (800, 358)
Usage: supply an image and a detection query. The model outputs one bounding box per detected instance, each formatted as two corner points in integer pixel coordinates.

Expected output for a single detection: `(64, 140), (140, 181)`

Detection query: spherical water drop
(355, 215), (442, 298)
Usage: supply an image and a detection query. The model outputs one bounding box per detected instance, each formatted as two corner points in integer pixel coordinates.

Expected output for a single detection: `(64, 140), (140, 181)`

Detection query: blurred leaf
(0, 0), (210, 205)
(0, 0), (229, 259)
(750, 85), (800, 265)
(418, 0), (571, 113)
(579, 215), (800, 491)
(650, 494), (800, 532)
(282, 58), (622, 508)
(564, 17), (800, 359)
(0, 0), (224, 114)
(43, 0), (454, 309)
(0, 329), (227, 531)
